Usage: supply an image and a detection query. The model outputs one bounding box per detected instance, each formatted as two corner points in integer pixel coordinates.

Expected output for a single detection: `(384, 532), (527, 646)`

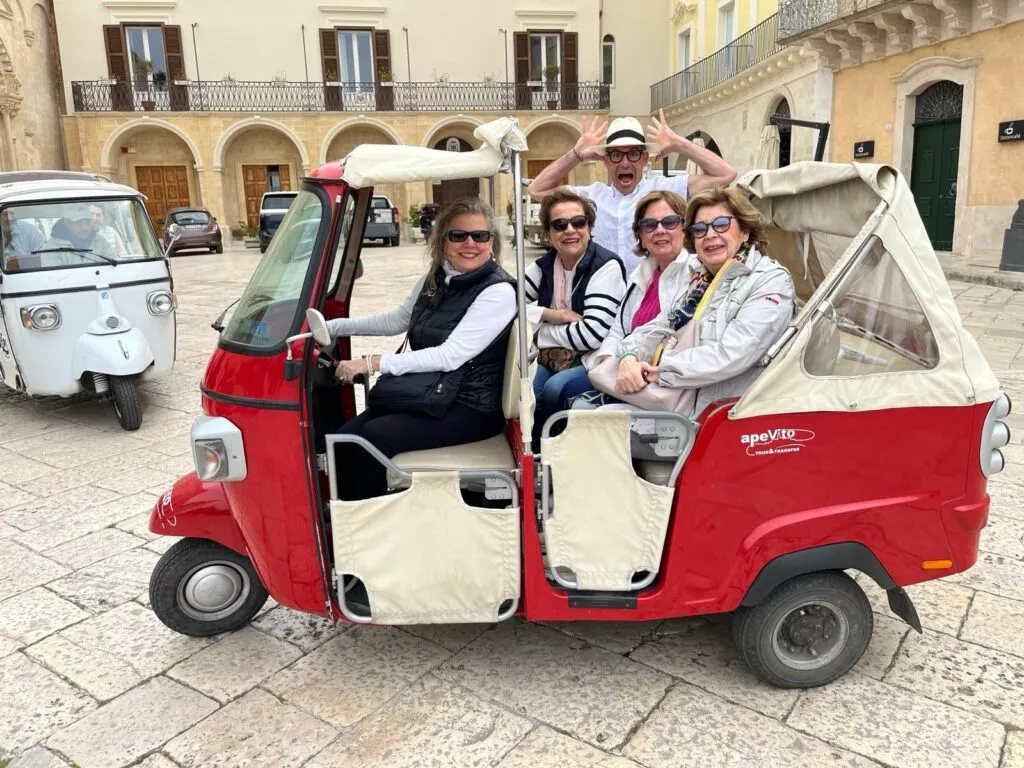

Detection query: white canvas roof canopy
(732, 161), (1000, 419)
(340, 118), (529, 187)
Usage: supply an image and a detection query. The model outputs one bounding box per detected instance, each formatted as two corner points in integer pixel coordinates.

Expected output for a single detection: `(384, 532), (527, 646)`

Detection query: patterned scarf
(667, 245), (749, 331)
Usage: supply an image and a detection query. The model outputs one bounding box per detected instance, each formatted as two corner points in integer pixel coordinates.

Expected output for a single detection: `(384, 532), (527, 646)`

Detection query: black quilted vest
(408, 260), (515, 413)
(534, 240), (625, 315)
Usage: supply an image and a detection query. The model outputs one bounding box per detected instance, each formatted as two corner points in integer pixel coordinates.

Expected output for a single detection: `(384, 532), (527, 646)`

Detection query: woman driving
(610, 186), (795, 416)
(327, 198), (516, 500)
(524, 188), (625, 441)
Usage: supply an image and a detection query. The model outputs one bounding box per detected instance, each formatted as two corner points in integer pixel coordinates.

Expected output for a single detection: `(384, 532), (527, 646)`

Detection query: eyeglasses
(445, 230), (493, 243)
(607, 148), (645, 163)
(550, 215), (589, 232)
(688, 216), (735, 238)
(637, 214), (683, 233)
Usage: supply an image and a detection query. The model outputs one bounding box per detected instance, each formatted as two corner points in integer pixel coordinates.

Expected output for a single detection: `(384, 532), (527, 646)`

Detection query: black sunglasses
(607, 148), (645, 163)
(688, 216), (735, 238)
(637, 214), (683, 233)
(550, 215), (589, 232)
(445, 229), (493, 243)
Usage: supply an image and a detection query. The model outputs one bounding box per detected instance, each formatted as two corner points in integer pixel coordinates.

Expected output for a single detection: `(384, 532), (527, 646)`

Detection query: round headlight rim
(21, 303), (62, 331)
(147, 290), (174, 316)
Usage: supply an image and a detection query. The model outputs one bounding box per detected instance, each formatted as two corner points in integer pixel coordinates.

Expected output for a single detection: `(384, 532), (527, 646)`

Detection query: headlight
(194, 438), (228, 481)
(190, 416), (247, 482)
(20, 304), (61, 330)
(147, 290), (175, 315)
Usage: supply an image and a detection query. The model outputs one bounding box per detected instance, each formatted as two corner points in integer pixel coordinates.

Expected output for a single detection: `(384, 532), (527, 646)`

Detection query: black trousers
(336, 403), (506, 500)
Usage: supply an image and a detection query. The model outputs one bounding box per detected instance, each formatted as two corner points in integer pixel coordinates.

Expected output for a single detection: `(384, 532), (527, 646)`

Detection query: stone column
(202, 167), (227, 225)
(0, 108), (15, 171)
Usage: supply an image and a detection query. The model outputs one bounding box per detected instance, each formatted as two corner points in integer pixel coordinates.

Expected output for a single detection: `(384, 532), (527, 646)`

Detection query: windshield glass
(262, 194), (296, 211)
(170, 210), (211, 226)
(1, 198), (162, 271)
(371, 197), (390, 209)
(222, 189), (330, 349)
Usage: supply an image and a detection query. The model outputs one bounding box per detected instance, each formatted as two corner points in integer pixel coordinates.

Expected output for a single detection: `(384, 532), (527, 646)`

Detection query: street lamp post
(498, 28), (509, 110)
(191, 23), (202, 110)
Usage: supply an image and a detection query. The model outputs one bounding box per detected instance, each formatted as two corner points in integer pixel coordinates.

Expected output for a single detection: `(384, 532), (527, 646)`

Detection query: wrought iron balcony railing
(777, 0), (897, 41)
(650, 14), (784, 113)
(70, 79), (611, 113)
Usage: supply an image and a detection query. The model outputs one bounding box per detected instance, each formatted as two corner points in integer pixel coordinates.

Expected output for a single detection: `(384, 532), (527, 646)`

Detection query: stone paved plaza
(2, 242), (1024, 768)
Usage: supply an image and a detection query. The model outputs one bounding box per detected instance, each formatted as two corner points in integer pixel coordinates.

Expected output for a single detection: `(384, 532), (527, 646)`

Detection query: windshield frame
(0, 195), (163, 274)
(218, 183), (336, 357)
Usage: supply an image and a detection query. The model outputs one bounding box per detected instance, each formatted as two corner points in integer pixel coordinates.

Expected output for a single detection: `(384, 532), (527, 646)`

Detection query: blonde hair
(425, 197), (501, 292)
(683, 186), (768, 253)
(631, 190), (687, 256)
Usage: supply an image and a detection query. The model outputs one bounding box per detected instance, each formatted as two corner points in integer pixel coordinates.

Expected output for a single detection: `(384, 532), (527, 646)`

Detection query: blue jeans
(533, 363), (593, 445)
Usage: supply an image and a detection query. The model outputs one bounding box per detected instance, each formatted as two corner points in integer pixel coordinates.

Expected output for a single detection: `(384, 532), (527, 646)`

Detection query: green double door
(910, 118), (960, 251)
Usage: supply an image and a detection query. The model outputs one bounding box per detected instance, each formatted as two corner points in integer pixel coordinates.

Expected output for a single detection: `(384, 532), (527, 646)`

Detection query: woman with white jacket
(592, 187), (795, 418)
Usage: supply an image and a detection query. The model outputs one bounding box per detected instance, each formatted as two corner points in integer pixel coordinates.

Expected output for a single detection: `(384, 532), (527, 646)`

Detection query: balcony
(70, 80), (611, 114)
(777, 0), (899, 42)
(651, 14), (784, 113)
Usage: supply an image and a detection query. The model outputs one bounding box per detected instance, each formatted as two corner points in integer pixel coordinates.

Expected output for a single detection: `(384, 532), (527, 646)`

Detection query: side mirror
(166, 222), (182, 242)
(305, 308), (332, 347)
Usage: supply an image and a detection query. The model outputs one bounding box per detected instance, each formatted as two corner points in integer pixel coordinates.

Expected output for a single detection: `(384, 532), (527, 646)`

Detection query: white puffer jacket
(602, 247), (795, 418)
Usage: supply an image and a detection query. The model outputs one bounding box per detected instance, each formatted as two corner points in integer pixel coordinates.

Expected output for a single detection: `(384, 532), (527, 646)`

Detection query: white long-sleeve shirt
(325, 267), (516, 376)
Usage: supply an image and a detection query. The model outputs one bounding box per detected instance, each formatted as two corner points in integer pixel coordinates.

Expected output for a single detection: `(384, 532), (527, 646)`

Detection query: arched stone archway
(325, 122), (406, 222)
(522, 121), (585, 188)
(101, 122), (202, 233)
(422, 118), (483, 150)
(219, 123), (307, 230)
(421, 120), (484, 208)
(770, 97), (792, 168)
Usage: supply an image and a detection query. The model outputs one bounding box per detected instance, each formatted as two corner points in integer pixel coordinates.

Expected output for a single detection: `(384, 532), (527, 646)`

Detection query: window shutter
(514, 32), (529, 109)
(104, 24), (128, 81)
(163, 25), (185, 79)
(373, 29), (391, 80)
(103, 25), (132, 111)
(373, 29), (394, 110)
(320, 28), (342, 111)
(563, 32), (579, 109)
(163, 24), (190, 110)
(320, 28), (339, 81)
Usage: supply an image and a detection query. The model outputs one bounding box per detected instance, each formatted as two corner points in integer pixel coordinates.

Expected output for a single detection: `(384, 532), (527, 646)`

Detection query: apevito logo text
(740, 427), (816, 456)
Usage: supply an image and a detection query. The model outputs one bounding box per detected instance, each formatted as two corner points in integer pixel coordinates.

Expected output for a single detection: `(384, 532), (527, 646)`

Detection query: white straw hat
(594, 116), (660, 156)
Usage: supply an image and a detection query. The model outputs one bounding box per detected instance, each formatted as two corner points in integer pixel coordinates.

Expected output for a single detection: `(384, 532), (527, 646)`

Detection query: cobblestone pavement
(2, 244), (1024, 768)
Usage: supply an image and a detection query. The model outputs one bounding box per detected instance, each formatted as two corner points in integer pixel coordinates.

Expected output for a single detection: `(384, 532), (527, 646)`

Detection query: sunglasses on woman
(607, 148), (645, 163)
(550, 215), (589, 232)
(637, 214), (683, 233)
(445, 230), (493, 243)
(688, 216), (735, 238)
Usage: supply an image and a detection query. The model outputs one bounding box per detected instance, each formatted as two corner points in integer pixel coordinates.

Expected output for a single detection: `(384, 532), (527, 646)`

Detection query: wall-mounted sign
(999, 121), (1023, 143)
(854, 140), (875, 159)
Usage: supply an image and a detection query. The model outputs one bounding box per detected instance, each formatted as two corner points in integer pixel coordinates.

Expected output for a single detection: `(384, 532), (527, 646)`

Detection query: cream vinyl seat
(389, 320), (526, 475)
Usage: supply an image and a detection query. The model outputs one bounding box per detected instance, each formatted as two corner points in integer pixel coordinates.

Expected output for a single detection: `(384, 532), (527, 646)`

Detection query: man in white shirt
(527, 110), (737, 274)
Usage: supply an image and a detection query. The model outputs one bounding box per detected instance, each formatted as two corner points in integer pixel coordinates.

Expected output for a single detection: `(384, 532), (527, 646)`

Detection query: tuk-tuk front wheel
(732, 571), (872, 689)
(150, 538), (269, 637)
(111, 376), (142, 431)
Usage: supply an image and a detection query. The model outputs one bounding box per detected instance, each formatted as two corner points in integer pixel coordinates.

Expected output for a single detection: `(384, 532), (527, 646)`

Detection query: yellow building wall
(670, 0), (781, 73)
(831, 20), (1024, 207)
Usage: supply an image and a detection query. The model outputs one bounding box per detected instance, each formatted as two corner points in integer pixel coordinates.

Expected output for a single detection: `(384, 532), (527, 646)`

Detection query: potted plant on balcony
(376, 66), (395, 111)
(378, 66), (395, 87)
(135, 60), (156, 110)
(543, 64), (559, 109)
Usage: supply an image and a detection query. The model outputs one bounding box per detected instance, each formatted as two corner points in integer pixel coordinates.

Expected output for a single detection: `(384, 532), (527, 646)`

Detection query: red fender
(149, 472), (249, 556)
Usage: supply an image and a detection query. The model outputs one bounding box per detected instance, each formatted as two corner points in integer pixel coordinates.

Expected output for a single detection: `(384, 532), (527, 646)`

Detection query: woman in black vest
(328, 198), (516, 500)
(524, 188), (626, 443)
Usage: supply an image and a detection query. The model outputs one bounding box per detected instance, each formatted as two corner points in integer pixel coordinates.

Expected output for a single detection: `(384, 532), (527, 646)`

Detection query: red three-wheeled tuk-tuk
(148, 118), (1009, 688)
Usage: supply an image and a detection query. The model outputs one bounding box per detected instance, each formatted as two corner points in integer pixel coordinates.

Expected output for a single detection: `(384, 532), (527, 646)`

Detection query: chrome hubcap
(771, 600), (849, 670)
(177, 561), (250, 622)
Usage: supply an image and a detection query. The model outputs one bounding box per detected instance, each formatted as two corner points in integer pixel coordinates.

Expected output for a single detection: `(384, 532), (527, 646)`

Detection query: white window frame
(528, 32), (562, 86)
(717, 0), (736, 47)
(124, 25), (169, 109)
(337, 29), (375, 92)
(602, 35), (615, 87)
(677, 27), (692, 70)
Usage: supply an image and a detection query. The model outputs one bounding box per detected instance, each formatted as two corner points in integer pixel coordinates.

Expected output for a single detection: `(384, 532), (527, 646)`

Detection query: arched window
(772, 98), (792, 168)
(915, 81), (963, 123)
(602, 35), (615, 86)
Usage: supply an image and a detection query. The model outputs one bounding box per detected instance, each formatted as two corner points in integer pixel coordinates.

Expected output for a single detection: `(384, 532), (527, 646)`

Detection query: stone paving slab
(960, 591), (1024, 660)
(164, 688), (336, 768)
(304, 675), (534, 768)
(787, 673), (1005, 768)
(438, 622), (673, 748)
(495, 727), (642, 768)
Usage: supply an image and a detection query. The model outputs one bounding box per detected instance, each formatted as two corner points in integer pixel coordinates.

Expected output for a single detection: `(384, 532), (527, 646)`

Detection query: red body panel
(149, 472), (248, 555)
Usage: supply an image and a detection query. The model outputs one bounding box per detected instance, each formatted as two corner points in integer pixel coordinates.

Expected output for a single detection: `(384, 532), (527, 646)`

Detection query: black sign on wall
(999, 121), (1023, 143)
(854, 140), (875, 159)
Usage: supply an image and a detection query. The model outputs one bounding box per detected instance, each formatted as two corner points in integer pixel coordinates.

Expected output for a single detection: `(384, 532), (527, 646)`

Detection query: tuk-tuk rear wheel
(732, 571), (872, 689)
(111, 376), (142, 431)
(150, 538), (269, 637)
